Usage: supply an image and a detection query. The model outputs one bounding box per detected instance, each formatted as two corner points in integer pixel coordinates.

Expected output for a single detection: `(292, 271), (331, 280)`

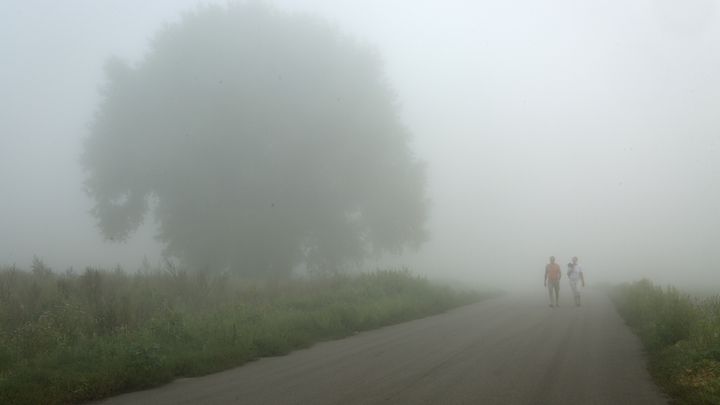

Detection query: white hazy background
(1, 0), (719, 290)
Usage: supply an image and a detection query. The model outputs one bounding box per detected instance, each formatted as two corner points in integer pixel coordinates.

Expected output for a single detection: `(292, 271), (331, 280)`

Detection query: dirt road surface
(93, 287), (667, 405)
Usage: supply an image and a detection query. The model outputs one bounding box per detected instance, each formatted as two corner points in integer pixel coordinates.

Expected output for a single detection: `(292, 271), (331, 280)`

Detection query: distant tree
(31, 255), (52, 277)
(81, 3), (429, 277)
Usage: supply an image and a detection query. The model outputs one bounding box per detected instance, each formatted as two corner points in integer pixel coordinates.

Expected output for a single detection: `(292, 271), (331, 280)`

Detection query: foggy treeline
(2, 1), (720, 289)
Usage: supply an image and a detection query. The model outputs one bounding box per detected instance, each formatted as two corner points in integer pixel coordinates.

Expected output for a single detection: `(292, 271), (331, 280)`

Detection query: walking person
(544, 256), (561, 307)
(568, 256), (585, 306)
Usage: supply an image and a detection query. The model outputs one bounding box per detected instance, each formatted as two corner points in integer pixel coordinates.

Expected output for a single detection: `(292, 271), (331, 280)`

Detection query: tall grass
(0, 260), (490, 405)
(608, 279), (720, 404)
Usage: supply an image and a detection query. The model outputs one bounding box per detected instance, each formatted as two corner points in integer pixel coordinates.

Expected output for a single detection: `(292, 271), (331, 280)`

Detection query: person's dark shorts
(547, 281), (559, 293)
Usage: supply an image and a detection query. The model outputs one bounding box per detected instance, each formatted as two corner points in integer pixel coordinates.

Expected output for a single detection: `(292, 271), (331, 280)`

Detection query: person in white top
(568, 256), (585, 306)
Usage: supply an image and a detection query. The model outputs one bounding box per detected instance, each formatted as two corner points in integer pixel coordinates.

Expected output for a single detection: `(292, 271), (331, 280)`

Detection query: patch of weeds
(130, 342), (164, 371)
(0, 264), (491, 404)
(610, 279), (720, 404)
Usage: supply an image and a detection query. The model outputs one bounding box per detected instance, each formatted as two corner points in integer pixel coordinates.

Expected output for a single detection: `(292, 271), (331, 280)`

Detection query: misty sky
(1, 0), (719, 289)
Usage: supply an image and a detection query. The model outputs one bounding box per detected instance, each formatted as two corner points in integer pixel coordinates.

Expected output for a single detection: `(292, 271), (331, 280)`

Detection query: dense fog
(2, 1), (719, 290)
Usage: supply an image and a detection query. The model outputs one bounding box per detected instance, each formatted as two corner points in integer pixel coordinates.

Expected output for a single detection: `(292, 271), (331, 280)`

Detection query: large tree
(81, 3), (429, 277)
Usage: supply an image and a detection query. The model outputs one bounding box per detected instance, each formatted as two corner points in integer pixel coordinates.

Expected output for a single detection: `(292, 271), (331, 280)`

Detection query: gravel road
(93, 287), (668, 404)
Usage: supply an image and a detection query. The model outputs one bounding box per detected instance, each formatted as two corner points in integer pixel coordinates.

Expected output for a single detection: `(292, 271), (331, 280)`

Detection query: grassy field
(0, 259), (493, 405)
(607, 279), (720, 404)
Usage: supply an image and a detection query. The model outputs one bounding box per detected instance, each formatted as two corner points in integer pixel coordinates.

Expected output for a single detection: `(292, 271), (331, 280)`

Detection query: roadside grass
(0, 260), (494, 405)
(607, 279), (720, 404)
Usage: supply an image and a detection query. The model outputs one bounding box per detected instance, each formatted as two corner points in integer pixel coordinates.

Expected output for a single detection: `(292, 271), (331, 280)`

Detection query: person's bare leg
(548, 289), (555, 306)
(555, 290), (559, 306)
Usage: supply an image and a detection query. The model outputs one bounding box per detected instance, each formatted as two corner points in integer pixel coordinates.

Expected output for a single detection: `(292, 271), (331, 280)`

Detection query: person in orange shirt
(544, 256), (562, 307)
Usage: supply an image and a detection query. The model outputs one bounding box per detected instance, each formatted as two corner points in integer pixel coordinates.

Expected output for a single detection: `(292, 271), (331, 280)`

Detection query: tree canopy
(81, 3), (429, 277)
